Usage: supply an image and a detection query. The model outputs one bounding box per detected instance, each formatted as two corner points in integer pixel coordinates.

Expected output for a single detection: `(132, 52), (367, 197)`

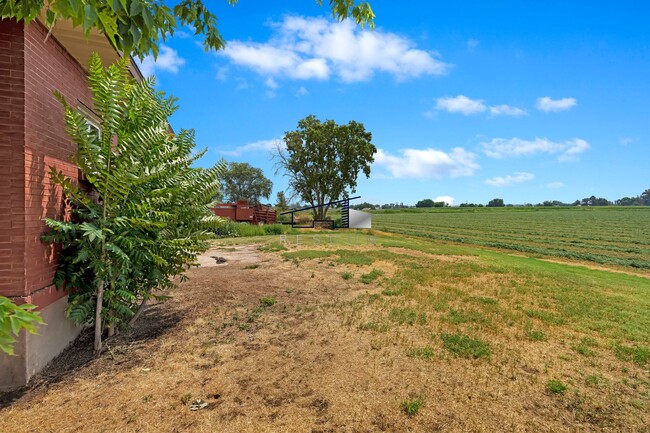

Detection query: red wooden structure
(212, 200), (277, 225)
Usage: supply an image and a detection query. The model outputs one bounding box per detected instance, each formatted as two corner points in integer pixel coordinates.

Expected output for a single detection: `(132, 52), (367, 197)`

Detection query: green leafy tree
(275, 191), (288, 211)
(641, 189), (650, 206)
(276, 115), (376, 220)
(1, 0), (374, 58)
(41, 54), (225, 353)
(351, 201), (376, 210)
(0, 297), (44, 356)
(415, 199), (434, 208)
(487, 198), (505, 207)
(221, 162), (272, 204)
(615, 196), (641, 206)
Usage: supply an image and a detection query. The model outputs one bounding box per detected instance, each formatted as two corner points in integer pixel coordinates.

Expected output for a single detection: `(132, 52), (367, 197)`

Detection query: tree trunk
(94, 281), (104, 353)
(128, 298), (148, 327)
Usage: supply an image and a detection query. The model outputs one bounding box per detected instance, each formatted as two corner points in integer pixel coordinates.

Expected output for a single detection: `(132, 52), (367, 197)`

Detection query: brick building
(0, 17), (141, 390)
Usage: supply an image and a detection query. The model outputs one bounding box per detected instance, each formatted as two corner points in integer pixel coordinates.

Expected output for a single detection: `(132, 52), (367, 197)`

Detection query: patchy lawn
(1, 233), (648, 432)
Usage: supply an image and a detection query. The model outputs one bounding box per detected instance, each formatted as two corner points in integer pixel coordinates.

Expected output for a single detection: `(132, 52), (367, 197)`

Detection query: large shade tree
(276, 115), (376, 220)
(1, 0), (375, 57)
(221, 162), (272, 204)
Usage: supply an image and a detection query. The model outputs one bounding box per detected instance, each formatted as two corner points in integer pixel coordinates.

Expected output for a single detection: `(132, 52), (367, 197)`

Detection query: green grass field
(371, 206), (650, 269)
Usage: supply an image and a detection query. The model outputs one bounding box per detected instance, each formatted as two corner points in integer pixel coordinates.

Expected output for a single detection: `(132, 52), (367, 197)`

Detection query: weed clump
(546, 379), (567, 394)
(524, 324), (547, 341)
(400, 396), (425, 416)
(381, 289), (401, 296)
(341, 272), (353, 280)
(406, 346), (434, 360)
(613, 343), (650, 367)
(360, 269), (383, 284)
(441, 333), (490, 359)
(260, 297), (276, 307)
(258, 243), (287, 252)
(358, 322), (390, 332)
(572, 337), (597, 357)
(389, 308), (426, 326)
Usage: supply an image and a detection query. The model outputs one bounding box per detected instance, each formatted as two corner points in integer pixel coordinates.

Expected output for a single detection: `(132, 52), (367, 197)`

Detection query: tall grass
(213, 220), (297, 238)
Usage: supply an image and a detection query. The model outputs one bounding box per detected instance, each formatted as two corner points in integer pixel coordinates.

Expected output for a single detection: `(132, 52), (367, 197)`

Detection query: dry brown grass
(1, 240), (648, 432)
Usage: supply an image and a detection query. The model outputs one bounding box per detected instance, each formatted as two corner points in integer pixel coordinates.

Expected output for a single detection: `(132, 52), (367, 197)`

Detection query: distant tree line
(351, 202), (409, 210)
(415, 199), (447, 208)
(288, 188), (650, 211)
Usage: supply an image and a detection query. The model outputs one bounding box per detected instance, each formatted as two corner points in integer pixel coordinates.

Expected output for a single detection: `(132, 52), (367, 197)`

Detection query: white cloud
(434, 96), (526, 117)
(434, 195), (455, 206)
(536, 96), (577, 112)
(265, 77), (279, 89)
(547, 182), (565, 189)
(484, 172), (535, 187)
(221, 16), (449, 83)
(489, 104), (527, 117)
(435, 95), (486, 115)
(619, 137), (637, 146)
(480, 137), (590, 162)
(220, 139), (284, 157)
(215, 67), (228, 80)
(374, 147), (479, 179)
(466, 39), (480, 51)
(295, 86), (309, 96)
(137, 45), (186, 77)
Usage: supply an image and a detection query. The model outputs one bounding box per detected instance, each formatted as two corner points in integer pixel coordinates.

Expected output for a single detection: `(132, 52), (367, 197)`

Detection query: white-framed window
(77, 102), (101, 141)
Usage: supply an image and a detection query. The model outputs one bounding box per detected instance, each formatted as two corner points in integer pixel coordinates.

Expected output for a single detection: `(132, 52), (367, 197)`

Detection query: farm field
(1, 233), (648, 432)
(372, 207), (650, 270)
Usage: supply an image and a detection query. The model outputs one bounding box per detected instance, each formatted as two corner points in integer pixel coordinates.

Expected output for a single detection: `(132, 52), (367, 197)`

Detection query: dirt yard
(1, 239), (648, 432)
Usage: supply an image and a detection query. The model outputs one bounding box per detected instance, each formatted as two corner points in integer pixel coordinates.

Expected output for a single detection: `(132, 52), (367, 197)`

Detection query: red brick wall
(23, 21), (94, 307)
(0, 19), (26, 298)
(0, 19), (94, 307)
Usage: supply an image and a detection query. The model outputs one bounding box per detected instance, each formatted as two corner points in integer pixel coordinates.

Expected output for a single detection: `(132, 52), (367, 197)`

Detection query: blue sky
(139, 1), (650, 206)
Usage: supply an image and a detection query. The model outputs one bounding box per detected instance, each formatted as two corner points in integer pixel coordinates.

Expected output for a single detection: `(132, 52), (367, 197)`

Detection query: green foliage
(546, 379), (567, 394)
(487, 198), (505, 207)
(641, 189), (650, 206)
(400, 396), (425, 416)
(275, 191), (289, 211)
(220, 162), (272, 204)
(613, 343), (650, 367)
(1, 0), (375, 58)
(335, 250), (374, 266)
(277, 115), (376, 220)
(357, 322), (390, 332)
(524, 324), (547, 341)
(259, 297), (276, 307)
(360, 269), (383, 284)
(415, 199), (446, 208)
(389, 307), (425, 326)
(340, 271), (353, 280)
(258, 242), (287, 253)
(0, 297), (45, 356)
(571, 337), (597, 357)
(445, 308), (489, 325)
(213, 221), (294, 238)
(405, 346), (434, 360)
(41, 55), (224, 351)
(441, 333), (491, 359)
